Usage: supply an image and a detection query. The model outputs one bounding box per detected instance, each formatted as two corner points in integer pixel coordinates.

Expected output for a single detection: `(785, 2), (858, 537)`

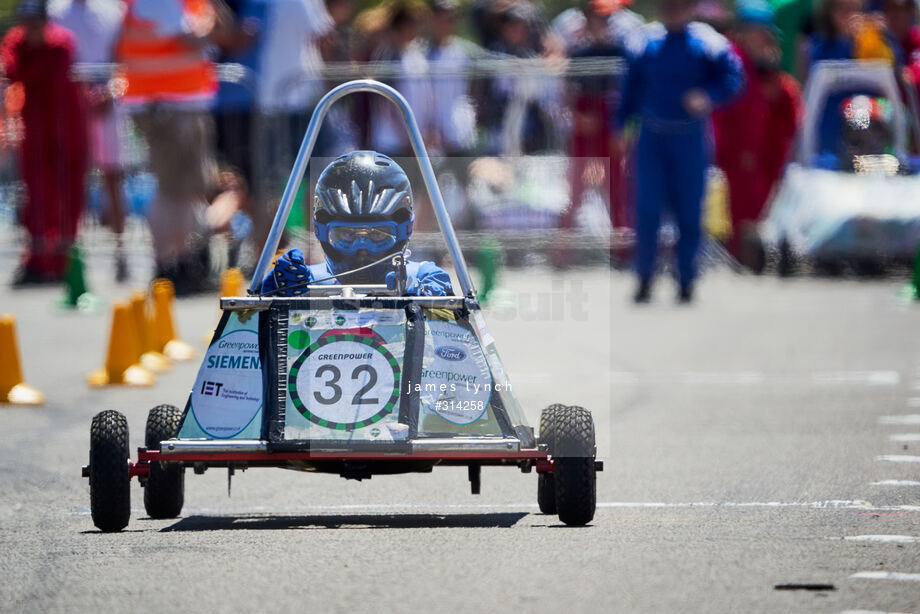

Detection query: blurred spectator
(807, 0), (897, 64)
(1, 0), (88, 286)
(369, 2), (432, 156)
(881, 0), (920, 63)
(424, 0), (477, 156)
(713, 0), (801, 265)
(769, 0), (814, 76)
(558, 0), (630, 255)
(251, 0), (332, 115)
(484, 2), (556, 154)
(423, 0), (479, 228)
(551, 0), (645, 53)
(321, 0), (354, 65)
(617, 0), (744, 303)
(49, 0), (128, 282)
(115, 0), (218, 293)
(210, 0), (260, 202)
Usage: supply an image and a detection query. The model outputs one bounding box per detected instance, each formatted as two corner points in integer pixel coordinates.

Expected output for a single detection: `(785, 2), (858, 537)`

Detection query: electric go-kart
(758, 60), (920, 274)
(81, 80), (601, 531)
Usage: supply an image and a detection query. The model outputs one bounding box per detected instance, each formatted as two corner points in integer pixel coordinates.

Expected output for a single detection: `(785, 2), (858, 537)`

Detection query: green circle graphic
(288, 329), (311, 350)
(288, 334), (401, 431)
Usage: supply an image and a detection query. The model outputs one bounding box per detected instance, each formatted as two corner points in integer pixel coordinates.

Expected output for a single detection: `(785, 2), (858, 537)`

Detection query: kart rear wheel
(740, 230), (766, 275)
(540, 404), (596, 526)
(777, 239), (796, 277)
(143, 404), (185, 519)
(89, 410), (130, 532)
(536, 403), (567, 514)
(537, 474), (556, 514)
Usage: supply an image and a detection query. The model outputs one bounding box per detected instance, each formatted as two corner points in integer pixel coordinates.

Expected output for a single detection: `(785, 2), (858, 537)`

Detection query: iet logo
(201, 381), (224, 396)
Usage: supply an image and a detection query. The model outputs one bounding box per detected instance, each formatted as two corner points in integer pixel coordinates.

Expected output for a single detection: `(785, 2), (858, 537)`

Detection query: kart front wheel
(143, 404), (185, 519)
(89, 410), (131, 532)
(536, 404), (567, 515)
(540, 404), (596, 526)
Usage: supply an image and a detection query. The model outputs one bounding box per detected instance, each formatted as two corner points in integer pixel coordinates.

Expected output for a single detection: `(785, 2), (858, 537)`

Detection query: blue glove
(261, 248), (312, 296)
(386, 263), (451, 296)
(413, 262), (453, 297)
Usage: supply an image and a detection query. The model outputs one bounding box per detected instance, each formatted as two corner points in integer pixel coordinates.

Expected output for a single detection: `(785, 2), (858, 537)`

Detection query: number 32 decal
(288, 334), (401, 431)
(313, 364), (379, 406)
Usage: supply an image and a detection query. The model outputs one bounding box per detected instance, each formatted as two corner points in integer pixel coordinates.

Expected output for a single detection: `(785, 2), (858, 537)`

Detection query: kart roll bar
(247, 79), (477, 298)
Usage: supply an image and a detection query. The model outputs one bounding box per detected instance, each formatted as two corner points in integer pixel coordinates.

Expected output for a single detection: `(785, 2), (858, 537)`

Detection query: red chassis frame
(119, 448), (562, 480)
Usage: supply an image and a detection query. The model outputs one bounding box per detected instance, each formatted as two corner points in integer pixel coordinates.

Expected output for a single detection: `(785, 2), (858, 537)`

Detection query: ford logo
(436, 346), (466, 361)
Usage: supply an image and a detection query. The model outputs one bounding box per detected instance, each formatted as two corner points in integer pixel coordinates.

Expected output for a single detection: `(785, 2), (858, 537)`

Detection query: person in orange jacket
(713, 0), (801, 266)
(1, 0), (88, 286)
(115, 0), (220, 294)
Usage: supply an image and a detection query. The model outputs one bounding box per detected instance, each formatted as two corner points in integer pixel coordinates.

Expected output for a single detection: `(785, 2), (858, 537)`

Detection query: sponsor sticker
(420, 321), (492, 425)
(190, 316), (263, 438)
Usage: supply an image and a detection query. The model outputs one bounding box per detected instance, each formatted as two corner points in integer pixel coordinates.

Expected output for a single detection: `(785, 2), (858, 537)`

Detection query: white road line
(850, 572), (920, 582)
(876, 455), (920, 463)
(73, 500), (899, 516)
(680, 372), (766, 385)
(879, 415), (920, 425)
(888, 433), (920, 442)
(872, 480), (920, 486)
(842, 535), (919, 543)
(607, 371), (902, 386)
(813, 371), (900, 386)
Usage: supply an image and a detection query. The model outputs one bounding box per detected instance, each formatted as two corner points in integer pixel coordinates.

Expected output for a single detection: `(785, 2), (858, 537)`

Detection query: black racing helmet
(313, 151), (415, 276)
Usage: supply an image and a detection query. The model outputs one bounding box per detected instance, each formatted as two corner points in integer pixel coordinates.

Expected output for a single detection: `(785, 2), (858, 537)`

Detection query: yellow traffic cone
(0, 314), (44, 406)
(87, 302), (156, 387)
(151, 279), (196, 362)
(220, 267), (245, 297)
(129, 290), (171, 373)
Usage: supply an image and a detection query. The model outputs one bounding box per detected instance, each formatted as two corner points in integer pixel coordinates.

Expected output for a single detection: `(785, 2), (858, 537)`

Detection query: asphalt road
(1, 249), (919, 614)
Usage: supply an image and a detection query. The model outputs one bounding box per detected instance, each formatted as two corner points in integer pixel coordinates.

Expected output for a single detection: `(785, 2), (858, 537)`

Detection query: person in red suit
(1, 0), (88, 285)
(713, 0), (801, 265)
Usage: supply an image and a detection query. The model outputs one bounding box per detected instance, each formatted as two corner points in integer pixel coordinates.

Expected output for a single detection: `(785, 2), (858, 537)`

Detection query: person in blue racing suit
(617, 0), (744, 303)
(262, 151), (454, 297)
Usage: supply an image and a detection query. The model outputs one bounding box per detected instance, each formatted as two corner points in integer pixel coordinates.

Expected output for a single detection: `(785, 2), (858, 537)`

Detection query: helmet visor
(327, 221), (399, 255)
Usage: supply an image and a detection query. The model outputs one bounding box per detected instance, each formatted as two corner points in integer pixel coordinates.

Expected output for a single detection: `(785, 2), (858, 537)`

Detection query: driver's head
(841, 95), (893, 154)
(313, 151), (414, 281)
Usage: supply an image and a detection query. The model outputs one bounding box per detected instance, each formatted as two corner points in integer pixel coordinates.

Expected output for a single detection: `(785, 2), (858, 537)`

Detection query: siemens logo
(436, 346), (466, 362)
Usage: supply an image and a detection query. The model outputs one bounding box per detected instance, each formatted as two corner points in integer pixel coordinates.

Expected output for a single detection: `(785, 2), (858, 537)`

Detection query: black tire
(143, 404), (185, 519)
(536, 404), (567, 514)
(537, 474), (556, 514)
(777, 239), (795, 277)
(740, 230), (766, 275)
(90, 410), (131, 532)
(541, 405), (596, 526)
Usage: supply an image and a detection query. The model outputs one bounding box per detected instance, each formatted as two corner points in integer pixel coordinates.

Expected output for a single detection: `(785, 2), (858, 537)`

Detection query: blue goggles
(315, 218), (413, 256)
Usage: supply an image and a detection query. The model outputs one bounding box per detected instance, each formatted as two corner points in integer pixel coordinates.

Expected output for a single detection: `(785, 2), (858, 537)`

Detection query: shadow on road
(160, 512), (529, 531)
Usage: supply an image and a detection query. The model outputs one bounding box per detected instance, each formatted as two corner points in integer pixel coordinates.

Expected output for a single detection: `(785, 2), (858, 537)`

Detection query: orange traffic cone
(87, 301), (155, 387)
(220, 267), (245, 297)
(151, 279), (196, 362)
(0, 314), (44, 406)
(129, 290), (171, 373)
